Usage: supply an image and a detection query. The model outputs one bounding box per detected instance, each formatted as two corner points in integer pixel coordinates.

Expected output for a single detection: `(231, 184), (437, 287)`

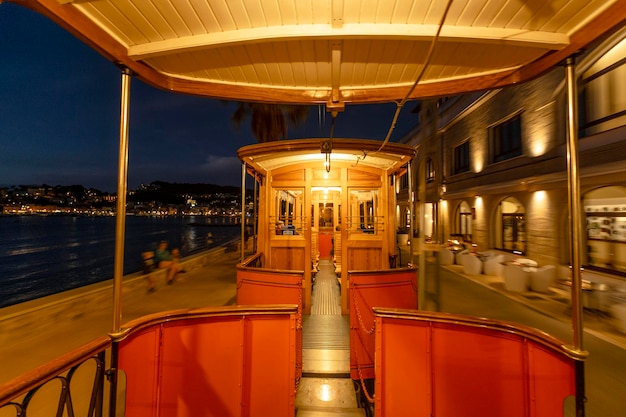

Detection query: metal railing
(0, 336), (110, 417)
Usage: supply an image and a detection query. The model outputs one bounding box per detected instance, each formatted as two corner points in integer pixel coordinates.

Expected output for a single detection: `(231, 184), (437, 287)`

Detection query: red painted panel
(237, 271), (302, 306)
(527, 343), (576, 417)
(118, 312), (297, 417)
(375, 315), (577, 417)
(319, 233), (333, 259)
(431, 324), (527, 417)
(158, 318), (245, 417)
(118, 327), (161, 417)
(244, 316), (296, 417)
(375, 318), (431, 416)
(350, 270), (417, 379)
(237, 270), (303, 379)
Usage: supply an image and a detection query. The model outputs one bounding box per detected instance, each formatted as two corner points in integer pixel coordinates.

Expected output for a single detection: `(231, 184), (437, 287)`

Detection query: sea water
(0, 215), (241, 308)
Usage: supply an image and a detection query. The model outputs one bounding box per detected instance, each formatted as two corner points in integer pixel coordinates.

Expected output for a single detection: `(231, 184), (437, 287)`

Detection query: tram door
(312, 188), (341, 264)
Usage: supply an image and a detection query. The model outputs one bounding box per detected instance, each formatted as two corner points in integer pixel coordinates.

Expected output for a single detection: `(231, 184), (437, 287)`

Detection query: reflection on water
(0, 215), (240, 308)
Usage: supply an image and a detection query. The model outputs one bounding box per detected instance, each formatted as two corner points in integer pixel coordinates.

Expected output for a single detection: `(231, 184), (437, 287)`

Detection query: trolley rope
(350, 286), (376, 403)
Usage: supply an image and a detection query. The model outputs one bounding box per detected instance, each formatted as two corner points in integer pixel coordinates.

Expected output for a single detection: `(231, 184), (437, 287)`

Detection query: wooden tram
(3, 1), (626, 416)
(237, 138), (416, 314)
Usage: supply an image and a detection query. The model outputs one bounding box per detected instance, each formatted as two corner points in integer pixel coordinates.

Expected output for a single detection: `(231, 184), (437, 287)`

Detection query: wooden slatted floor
(302, 259), (350, 373)
(297, 261), (364, 416)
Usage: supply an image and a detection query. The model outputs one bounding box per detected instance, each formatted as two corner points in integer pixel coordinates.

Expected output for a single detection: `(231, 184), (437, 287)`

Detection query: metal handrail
(373, 307), (589, 361)
(0, 336), (111, 414)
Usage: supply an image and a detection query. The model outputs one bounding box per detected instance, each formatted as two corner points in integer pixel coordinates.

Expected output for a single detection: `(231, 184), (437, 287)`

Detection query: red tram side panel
(375, 311), (576, 417)
(349, 268), (418, 379)
(117, 312), (297, 417)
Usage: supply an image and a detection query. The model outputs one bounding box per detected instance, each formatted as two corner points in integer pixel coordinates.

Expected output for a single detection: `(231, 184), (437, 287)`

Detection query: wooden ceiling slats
(14, 0), (625, 105)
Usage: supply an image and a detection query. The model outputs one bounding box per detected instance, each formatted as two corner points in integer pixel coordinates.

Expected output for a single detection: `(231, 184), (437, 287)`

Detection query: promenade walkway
(0, 245), (241, 384)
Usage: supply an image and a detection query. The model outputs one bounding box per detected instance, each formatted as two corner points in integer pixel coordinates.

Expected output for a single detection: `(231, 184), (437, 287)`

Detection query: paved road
(426, 266), (626, 417)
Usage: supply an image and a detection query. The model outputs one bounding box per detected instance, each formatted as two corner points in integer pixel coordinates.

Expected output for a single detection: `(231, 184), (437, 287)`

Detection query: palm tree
(231, 103), (310, 142)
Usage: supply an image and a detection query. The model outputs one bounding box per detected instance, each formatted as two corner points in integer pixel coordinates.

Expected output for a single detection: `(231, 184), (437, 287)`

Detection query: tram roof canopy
(16, 0), (626, 108)
(238, 139), (414, 173)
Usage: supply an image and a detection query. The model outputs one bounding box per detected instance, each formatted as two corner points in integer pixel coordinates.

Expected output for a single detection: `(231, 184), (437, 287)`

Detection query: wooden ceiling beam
(128, 24), (568, 60)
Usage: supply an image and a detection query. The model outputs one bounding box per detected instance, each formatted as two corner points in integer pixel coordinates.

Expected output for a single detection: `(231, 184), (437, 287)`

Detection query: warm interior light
(317, 383), (335, 402)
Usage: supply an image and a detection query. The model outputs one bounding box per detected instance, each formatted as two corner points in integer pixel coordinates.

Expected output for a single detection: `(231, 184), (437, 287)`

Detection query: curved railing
(0, 336), (110, 417)
(0, 305), (299, 417)
(239, 251), (263, 269)
(373, 308), (585, 417)
(113, 305), (298, 417)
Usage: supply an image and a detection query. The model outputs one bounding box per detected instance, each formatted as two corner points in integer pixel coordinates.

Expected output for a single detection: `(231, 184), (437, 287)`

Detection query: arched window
(495, 197), (526, 254)
(584, 186), (626, 275)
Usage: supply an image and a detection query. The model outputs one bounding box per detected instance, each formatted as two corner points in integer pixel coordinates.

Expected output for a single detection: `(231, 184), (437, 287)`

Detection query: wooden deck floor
(297, 260), (363, 415)
(301, 259), (350, 373)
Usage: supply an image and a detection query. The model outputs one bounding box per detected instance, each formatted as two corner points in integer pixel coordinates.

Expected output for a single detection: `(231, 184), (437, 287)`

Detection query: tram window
(349, 190), (379, 233)
(274, 189), (303, 234)
(319, 202), (334, 228)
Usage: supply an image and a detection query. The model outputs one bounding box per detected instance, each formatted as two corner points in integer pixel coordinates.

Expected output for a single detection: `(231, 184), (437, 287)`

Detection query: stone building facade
(399, 28), (626, 284)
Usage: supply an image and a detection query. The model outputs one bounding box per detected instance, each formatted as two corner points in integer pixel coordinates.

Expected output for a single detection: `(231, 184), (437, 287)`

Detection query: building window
(495, 197), (526, 254)
(580, 43), (626, 136)
(490, 114), (522, 163)
(399, 171), (409, 190)
(453, 141), (470, 174)
(426, 158), (435, 182)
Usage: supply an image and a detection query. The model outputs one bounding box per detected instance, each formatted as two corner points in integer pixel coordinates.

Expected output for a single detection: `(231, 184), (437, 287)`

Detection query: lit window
(490, 114), (522, 163)
(453, 142), (470, 174)
(426, 158), (436, 182)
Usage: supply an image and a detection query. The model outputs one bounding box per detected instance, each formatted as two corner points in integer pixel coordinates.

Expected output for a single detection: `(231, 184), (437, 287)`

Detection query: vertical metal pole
(253, 173), (258, 253)
(565, 55), (587, 417)
(407, 162), (413, 264)
(241, 162), (247, 262)
(112, 67), (131, 333)
(109, 66), (131, 417)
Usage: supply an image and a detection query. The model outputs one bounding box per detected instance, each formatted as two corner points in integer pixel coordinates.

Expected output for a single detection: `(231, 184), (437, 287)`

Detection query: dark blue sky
(0, 3), (417, 192)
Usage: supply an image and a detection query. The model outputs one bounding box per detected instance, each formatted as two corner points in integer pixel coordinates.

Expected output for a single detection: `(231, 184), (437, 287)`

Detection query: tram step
(296, 377), (359, 409)
(296, 406), (366, 416)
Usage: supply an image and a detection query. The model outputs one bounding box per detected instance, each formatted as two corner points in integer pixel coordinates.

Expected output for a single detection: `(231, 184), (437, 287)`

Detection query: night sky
(1, 3), (418, 192)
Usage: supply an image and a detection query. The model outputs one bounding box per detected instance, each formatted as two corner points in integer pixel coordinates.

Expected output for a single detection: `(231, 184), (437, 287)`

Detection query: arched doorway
(454, 201), (473, 242)
(495, 197), (526, 254)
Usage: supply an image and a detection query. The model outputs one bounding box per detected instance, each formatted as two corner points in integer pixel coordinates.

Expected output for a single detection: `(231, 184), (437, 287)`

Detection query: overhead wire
(370, 0), (455, 157)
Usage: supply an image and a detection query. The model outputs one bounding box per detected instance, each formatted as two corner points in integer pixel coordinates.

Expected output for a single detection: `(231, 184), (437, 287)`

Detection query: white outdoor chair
(439, 248), (455, 266)
(483, 254), (505, 277)
(503, 264), (530, 292)
(462, 254), (483, 275)
(529, 265), (556, 293)
(455, 250), (470, 265)
(611, 303), (626, 334)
